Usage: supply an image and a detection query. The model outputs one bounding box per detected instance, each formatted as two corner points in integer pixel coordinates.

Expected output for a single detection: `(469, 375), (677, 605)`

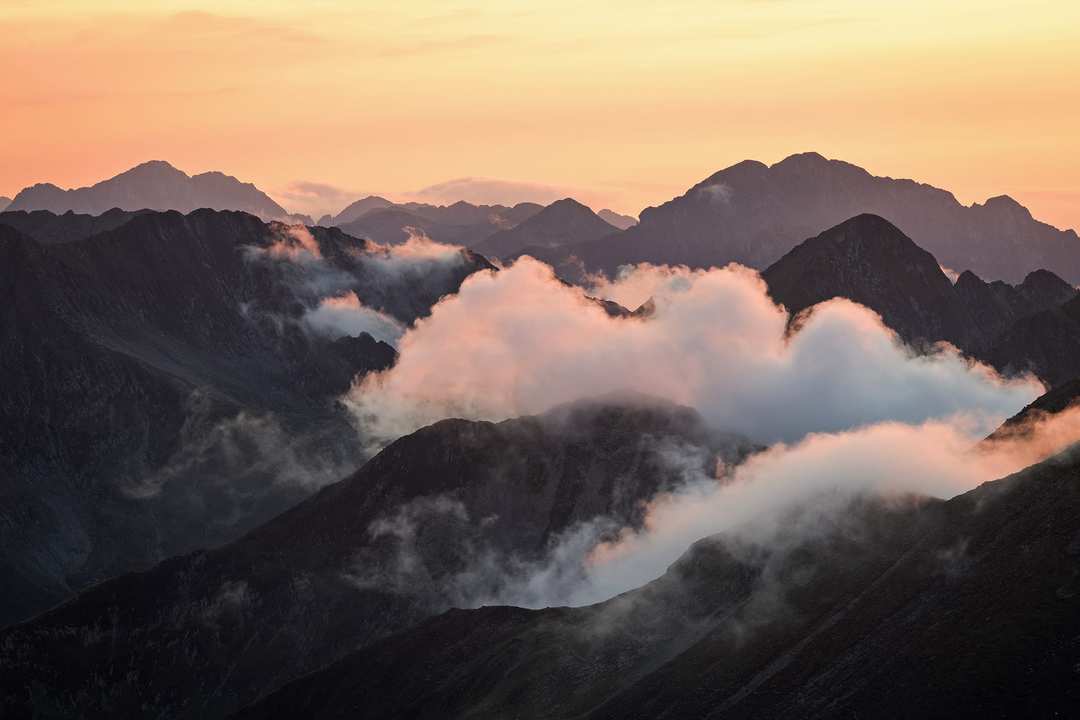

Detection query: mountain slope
(237, 448), (1080, 719)
(0, 196), (10, 212)
(597, 208), (637, 230)
(7, 161), (297, 220)
(762, 214), (1077, 359)
(553, 152), (1080, 284)
(0, 397), (750, 719)
(472, 198), (617, 260)
(0, 210), (489, 626)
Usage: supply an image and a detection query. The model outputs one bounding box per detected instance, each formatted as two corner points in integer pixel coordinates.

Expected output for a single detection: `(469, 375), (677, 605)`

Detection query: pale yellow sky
(2, 0), (1078, 226)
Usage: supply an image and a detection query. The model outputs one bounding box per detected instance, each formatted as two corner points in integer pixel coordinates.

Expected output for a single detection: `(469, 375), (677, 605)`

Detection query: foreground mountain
(0, 208), (149, 244)
(0, 397), (751, 719)
(985, 294), (1080, 386)
(238, 445), (1080, 719)
(0, 210), (489, 625)
(547, 152), (1080, 284)
(7, 161), (304, 221)
(597, 208), (637, 230)
(762, 214), (1078, 356)
(472, 198), (618, 260)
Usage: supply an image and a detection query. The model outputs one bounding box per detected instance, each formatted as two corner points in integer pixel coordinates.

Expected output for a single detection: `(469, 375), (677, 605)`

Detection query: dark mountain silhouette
(236, 447), (1080, 720)
(762, 214), (1077, 355)
(597, 208), (637, 230)
(0, 210), (490, 626)
(0, 397), (751, 719)
(545, 152), (1080, 284)
(0, 196), (10, 212)
(472, 198), (618, 260)
(7, 161), (304, 221)
(0, 208), (150, 244)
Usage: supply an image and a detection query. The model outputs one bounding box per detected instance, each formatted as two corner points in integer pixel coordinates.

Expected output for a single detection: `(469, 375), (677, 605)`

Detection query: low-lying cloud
(346, 258), (1042, 446)
(565, 406), (1080, 605)
(302, 292), (405, 344)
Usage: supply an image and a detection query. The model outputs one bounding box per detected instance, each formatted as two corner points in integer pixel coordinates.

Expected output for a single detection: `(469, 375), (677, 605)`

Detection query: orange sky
(2, 1), (1078, 227)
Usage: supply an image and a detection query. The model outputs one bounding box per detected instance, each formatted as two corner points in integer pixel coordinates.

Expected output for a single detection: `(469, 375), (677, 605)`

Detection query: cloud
(275, 181), (363, 219)
(346, 258), (1042, 448)
(564, 405), (1080, 605)
(303, 292), (404, 344)
(696, 182), (733, 205)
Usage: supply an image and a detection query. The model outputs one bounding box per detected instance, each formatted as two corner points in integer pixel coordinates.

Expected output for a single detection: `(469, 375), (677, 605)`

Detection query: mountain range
(6, 161), (308, 223)
(5, 155), (1080, 718)
(0, 209), (490, 626)
(529, 152), (1080, 285)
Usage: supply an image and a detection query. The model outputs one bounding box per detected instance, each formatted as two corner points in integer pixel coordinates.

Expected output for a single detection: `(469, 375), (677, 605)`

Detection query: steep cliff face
(0, 210), (490, 626)
(0, 398), (751, 719)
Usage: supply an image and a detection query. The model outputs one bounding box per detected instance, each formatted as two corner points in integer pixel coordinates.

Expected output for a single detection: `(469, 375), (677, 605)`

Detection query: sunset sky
(3, 0), (1078, 227)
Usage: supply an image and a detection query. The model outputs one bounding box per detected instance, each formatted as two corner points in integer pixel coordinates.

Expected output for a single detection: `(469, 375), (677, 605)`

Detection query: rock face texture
(0, 398), (750, 719)
(539, 152), (1080, 284)
(7, 161), (302, 221)
(237, 449), (1080, 720)
(0, 210), (489, 625)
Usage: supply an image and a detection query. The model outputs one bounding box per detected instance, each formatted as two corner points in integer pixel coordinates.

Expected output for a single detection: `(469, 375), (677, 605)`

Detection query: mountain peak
(471, 197), (616, 260)
(763, 214), (955, 342)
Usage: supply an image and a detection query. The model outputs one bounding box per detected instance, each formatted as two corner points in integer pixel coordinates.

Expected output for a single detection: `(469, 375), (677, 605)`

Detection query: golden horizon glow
(2, 1), (1079, 227)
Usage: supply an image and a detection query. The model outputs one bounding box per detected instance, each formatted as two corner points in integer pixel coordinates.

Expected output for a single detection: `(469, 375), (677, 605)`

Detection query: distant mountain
(0, 208), (149, 244)
(597, 208), (637, 230)
(330, 195), (395, 225)
(762, 214), (1077, 355)
(7, 161), (305, 221)
(236, 447), (1080, 720)
(337, 200), (543, 247)
(0, 196), (10, 212)
(0, 210), (490, 626)
(0, 397), (751, 719)
(547, 152), (1080, 284)
(472, 198), (618, 260)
